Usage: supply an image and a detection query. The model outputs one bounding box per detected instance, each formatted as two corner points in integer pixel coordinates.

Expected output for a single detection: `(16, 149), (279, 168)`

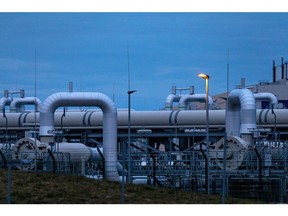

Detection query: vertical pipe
(273, 60), (276, 82)
(3, 108), (8, 143)
(282, 57), (284, 80)
(227, 48), (230, 96)
(4, 90), (9, 98)
(60, 107), (66, 131)
(69, 81), (73, 93)
(241, 78), (245, 89)
(226, 89), (256, 137)
(285, 62), (288, 80)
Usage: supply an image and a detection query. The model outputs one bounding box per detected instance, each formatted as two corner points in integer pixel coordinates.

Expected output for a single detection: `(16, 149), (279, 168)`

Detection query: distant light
(197, 73), (209, 80)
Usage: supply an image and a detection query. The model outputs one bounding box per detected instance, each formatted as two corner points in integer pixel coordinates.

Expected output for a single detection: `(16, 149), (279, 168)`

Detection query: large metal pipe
(10, 97), (41, 112)
(164, 94), (182, 110)
(273, 60), (276, 82)
(282, 57), (285, 80)
(226, 89), (256, 137)
(254, 93), (278, 109)
(0, 97), (12, 113)
(1, 109), (226, 128)
(178, 94), (213, 110)
(5, 108), (288, 129)
(39, 92), (118, 181)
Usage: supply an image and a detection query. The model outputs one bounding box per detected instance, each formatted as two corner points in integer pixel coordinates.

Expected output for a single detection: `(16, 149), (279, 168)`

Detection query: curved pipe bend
(178, 94), (213, 110)
(10, 97), (41, 112)
(0, 97), (12, 113)
(226, 89), (256, 137)
(254, 92), (278, 109)
(164, 94), (182, 110)
(39, 92), (118, 181)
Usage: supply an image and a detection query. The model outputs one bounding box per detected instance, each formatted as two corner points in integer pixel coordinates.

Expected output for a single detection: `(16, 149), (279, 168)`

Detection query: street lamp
(121, 89), (137, 203)
(197, 73), (210, 194)
(128, 90), (137, 183)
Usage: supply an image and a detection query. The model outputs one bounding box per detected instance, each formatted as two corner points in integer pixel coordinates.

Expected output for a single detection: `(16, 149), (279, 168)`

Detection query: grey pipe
(226, 89), (256, 137)
(90, 147), (124, 174)
(164, 94), (182, 110)
(39, 92), (119, 181)
(1, 109), (226, 128)
(254, 93), (278, 109)
(178, 94), (213, 110)
(0, 97), (12, 113)
(10, 97), (41, 112)
(7, 108), (288, 129)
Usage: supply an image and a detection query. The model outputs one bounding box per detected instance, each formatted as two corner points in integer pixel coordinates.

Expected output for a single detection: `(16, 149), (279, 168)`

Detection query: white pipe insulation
(39, 92), (119, 181)
(164, 94), (182, 110)
(178, 94), (214, 110)
(226, 89), (257, 137)
(254, 92), (278, 109)
(0, 109), (226, 128)
(5, 108), (288, 129)
(0, 97), (12, 113)
(10, 97), (42, 112)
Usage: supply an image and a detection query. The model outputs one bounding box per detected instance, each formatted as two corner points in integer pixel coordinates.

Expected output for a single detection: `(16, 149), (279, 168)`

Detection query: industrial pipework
(10, 97), (42, 112)
(254, 92), (279, 109)
(164, 94), (182, 110)
(164, 86), (195, 110)
(6, 108), (288, 130)
(211, 89), (257, 171)
(39, 92), (119, 181)
(178, 94), (214, 110)
(0, 97), (12, 113)
(226, 88), (257, 138)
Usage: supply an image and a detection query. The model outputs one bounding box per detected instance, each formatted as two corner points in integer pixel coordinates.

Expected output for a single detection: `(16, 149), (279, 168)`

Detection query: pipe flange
(210, 136), (248, 171)
(13, 137), (48, 171)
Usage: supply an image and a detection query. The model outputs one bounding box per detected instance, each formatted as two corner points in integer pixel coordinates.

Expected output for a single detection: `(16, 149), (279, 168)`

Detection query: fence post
(0, 149), (7, 167)
(200, 143), (209, 194)
(254, 147), (263, 199)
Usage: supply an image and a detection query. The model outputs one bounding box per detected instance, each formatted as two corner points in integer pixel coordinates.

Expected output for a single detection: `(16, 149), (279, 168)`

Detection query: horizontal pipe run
(2, 109), (288, 128)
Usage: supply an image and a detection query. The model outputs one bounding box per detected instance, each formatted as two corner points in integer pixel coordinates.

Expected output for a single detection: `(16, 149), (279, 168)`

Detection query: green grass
(0, 169), (266, 204)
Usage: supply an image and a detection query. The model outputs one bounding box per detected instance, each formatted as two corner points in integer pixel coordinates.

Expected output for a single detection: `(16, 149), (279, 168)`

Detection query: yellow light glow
(197, 73), (209, 79)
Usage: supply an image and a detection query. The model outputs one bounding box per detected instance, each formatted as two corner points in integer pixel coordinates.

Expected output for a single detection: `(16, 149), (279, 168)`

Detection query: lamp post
(128, 90), (137, 183)
(197, 73), (210, 194)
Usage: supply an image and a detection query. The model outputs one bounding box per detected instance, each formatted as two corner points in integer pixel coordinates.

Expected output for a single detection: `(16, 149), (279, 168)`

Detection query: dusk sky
(1, 4), (287, 110)
(0, 2), (287, 213)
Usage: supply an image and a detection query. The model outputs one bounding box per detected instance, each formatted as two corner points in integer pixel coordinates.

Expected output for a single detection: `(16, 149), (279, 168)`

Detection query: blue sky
(0, 12), (288, 110)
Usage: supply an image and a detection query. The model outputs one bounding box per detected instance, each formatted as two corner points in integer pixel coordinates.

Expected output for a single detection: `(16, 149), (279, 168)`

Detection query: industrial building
(1, 57), (288, 203)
